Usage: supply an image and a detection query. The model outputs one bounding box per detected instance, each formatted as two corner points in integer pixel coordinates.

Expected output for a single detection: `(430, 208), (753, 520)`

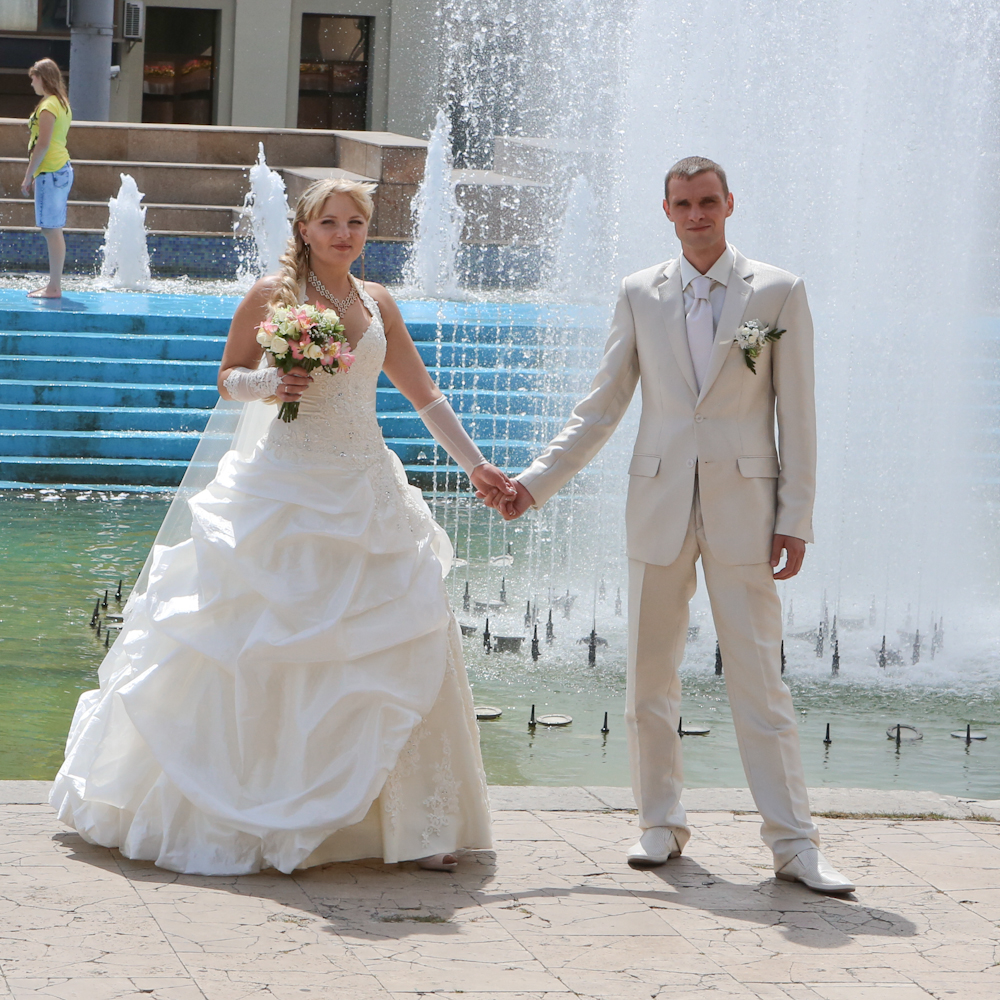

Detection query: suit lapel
(656, 260), (698, 399)
(697, 250), (754, 403)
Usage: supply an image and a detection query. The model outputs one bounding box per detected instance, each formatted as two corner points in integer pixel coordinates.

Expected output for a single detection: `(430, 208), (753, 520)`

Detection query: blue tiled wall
(0, 230), (545, 288)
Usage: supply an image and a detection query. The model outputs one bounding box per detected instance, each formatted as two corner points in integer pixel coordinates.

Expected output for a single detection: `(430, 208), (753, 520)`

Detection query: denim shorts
(34, 162), (73, 229)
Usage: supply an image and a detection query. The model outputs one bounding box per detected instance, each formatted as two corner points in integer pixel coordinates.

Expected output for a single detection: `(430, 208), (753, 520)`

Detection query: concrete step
(0, 379), (576, 416)
(385, 438), (534, 466)
(0, 429), (219, 461)
(375, 386), (579, 416)
(0, 158), (251, 207)
(0, 430), (537, 465)
(0, 119), (340, 167)
(0, 402), (557, 439)
(0, 330), (594, 369)
(0, 404), (213, 433)
(0, 330), (227, 361)
(0, 199), (241, 235)
(377, 367), (571, 393)
(0, 307), (231, 337)
(378, 411), (557, 439)
(0, 355), (220, 385)
(0, 455), (194, 487)
(0, 379), (219, 409)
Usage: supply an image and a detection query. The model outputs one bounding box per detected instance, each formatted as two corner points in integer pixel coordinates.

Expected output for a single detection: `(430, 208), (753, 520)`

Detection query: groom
(490, 157), (854, 894)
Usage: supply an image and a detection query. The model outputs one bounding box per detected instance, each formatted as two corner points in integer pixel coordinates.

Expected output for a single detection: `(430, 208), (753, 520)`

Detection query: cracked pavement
(1, 783), (999, 999)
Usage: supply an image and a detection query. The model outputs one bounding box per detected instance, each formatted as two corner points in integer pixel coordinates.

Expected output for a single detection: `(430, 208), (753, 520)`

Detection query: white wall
(231, 0), (289, 126)
(385, 0), (440, 139)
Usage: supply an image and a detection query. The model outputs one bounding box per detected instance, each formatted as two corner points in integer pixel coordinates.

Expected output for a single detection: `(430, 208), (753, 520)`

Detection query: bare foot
(416, 853), (458, 871)
(27, 286), (62, 298)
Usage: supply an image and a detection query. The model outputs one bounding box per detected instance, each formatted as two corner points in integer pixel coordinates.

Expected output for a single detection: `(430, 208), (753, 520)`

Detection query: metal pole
(69, 0), (115, 121)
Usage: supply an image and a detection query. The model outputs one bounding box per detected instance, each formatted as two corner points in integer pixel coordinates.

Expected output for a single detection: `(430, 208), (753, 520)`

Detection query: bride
(50, 178), (514, 876)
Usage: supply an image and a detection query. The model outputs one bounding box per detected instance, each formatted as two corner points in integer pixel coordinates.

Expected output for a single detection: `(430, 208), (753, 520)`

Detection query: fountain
(98, 174), (151, 290)
(238, 143), (292, 278)
(4, 1), (1000, 794)
(421, 0), (1000, 687)
(405, 109), (466, 297)
(548, 175), (609, 303)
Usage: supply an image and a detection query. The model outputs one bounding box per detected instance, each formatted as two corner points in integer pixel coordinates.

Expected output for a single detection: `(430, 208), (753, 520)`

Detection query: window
(142, 7), (218, 125)
(298, 14), (371, 131)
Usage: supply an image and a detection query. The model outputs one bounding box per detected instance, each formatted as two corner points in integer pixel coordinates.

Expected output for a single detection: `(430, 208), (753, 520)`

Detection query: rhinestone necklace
(308, 270), (358, 317)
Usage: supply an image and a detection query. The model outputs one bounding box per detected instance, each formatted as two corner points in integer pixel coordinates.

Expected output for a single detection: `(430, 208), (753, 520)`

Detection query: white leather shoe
(776, 849), (855, 894)
(626, 828), (681, 868)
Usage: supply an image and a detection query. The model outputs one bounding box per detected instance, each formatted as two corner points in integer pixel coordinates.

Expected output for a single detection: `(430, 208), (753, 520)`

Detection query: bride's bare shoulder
(361, 280), (391, 303)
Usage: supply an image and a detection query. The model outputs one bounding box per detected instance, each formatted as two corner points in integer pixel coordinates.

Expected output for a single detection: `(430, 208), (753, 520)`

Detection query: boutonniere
(735, 320), (785, 374)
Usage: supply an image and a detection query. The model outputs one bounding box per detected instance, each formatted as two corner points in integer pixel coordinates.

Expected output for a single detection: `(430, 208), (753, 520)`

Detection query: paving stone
(2, 790), (1000, 997)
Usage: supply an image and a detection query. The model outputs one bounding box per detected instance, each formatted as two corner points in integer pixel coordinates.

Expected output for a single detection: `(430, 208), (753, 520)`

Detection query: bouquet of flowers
(256, 303), (355, 422)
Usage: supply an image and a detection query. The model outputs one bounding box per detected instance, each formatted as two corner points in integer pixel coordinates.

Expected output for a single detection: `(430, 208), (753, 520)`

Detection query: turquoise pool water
(3, 489), (998, 797)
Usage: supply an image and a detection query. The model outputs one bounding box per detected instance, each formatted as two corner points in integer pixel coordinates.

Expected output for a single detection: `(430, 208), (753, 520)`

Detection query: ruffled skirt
(50, 441), (492, 875)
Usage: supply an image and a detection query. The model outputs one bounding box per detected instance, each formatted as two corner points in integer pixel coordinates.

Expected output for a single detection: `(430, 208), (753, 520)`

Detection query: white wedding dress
(50, 284), (492, 875)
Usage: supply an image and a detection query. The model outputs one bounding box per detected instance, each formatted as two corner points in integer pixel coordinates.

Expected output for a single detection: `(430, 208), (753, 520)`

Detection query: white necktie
(686, 274), (714, 391)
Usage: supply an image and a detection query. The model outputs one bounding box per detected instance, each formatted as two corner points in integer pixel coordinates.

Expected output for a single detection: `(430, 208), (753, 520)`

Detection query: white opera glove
(222, 365), (280, 402)
(417, 395), (488, 477)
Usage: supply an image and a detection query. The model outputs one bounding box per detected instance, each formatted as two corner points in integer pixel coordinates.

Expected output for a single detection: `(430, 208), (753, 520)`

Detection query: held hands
(470, 463), (518, 506)
(771, 534), (806, 580)
(477, 478), (534, 521)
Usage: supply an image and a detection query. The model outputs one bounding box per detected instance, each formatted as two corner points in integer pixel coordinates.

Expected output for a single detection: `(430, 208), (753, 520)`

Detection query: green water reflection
(2, 490), (999, 797)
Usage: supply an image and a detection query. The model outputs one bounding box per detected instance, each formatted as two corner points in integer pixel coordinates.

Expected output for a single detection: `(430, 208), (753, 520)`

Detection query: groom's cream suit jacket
(518, 246), (816, 567)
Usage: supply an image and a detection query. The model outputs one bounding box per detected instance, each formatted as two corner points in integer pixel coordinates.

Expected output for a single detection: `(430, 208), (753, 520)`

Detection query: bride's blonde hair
(268, 178), (377, 309)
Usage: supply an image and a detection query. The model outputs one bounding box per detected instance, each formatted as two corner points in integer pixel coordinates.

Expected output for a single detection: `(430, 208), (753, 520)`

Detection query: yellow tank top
(28, 94), (72, 177)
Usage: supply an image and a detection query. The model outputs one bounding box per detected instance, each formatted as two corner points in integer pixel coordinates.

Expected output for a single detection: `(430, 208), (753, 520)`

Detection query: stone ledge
(8, 779), (998, 818)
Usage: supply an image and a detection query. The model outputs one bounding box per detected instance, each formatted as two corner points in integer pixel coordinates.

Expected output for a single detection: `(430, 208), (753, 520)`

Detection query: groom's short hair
(665, 157), (729, 199)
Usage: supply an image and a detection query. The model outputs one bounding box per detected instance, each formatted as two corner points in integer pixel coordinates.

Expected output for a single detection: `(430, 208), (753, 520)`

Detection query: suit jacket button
(695, 414), (704, 423)
(686, 459), (695, 469)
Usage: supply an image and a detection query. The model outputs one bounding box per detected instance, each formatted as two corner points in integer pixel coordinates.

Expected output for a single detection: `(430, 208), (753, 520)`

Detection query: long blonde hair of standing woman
(268, 178), (376, 311)
(29, 58), (69, 109)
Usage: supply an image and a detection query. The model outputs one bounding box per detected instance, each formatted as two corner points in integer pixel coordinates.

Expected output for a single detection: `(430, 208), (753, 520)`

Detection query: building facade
(0, 0), (441, 139)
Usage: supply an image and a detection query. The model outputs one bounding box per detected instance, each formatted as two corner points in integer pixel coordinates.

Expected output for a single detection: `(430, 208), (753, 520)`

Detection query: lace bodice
(263, 281), (388, 467)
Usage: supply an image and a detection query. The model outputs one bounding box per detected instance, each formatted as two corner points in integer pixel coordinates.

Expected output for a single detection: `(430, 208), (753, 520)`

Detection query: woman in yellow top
(20, 58), (73, 299)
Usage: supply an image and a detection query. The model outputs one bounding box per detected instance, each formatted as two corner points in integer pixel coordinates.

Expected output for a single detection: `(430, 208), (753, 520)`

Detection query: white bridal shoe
(626, 828), (681, 867)
(776, 849), (855, 894)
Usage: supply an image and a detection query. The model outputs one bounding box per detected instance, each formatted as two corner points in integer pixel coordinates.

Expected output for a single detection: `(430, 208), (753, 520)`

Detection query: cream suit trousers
(625, 488), (820, 870)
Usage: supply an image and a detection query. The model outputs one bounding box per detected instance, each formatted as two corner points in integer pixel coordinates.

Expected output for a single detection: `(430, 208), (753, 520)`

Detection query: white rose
(305, 343), (323, 360)
(270, 336), (289, 357)
(255, 330), (272, 348)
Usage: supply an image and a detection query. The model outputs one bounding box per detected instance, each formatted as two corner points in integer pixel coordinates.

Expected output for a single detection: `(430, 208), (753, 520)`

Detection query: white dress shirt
(679, 243), (735, 339)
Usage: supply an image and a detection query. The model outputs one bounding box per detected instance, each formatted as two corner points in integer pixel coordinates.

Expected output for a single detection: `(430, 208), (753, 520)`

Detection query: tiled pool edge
(1, 230), (548, 287)
(5, 780), (999, 818)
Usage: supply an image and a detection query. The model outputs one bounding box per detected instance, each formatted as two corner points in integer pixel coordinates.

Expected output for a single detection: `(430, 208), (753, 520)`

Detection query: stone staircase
(0, 119), (548, 245)
(0, 290), (593, 489)
(0, 120), (426, 239)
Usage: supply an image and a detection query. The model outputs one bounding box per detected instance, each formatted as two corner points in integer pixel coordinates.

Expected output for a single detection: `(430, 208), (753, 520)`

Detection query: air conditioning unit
(123, 1), (144, 40)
